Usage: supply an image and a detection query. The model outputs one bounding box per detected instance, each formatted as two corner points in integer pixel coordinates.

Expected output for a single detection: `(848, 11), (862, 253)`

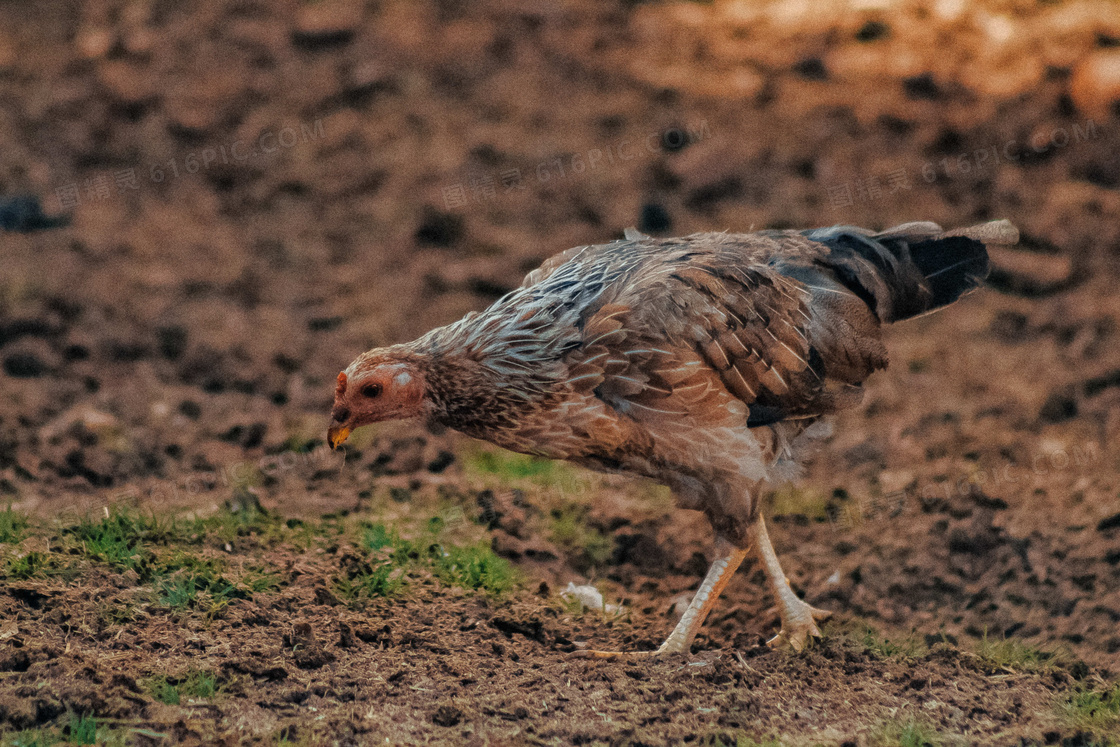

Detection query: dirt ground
(2, 0), (1120, 744)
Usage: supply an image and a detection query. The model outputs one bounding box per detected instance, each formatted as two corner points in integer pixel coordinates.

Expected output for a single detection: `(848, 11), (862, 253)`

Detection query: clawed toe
(767, 603), (832, 652)
(807, 605), (833, 623)
(766, 621), (821, 652)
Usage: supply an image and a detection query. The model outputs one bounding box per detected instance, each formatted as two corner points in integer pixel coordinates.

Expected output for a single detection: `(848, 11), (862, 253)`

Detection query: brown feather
(349, 221), (1017, 543)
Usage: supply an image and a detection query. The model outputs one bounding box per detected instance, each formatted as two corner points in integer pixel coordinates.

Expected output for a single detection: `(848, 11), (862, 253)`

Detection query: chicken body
(330, 220), (1018, 655)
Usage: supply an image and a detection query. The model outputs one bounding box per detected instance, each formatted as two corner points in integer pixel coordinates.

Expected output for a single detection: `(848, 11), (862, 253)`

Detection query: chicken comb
(335, 371), (348, 398)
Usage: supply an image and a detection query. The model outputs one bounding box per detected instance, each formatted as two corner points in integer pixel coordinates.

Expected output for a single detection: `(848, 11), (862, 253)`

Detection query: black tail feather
(804, 220), (1016, 323)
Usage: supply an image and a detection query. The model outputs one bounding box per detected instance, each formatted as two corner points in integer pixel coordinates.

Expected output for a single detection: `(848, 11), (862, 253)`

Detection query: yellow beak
(327, 424), (351, 450)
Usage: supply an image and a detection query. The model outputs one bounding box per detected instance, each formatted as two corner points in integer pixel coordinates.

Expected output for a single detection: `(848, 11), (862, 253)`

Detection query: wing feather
(551, 232), (892, 436)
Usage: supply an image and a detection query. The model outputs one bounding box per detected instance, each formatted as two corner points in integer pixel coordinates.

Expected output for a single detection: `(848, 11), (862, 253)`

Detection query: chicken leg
(753, 512), (831, 651)
(575, 540), (750, 658)
(575, 511), (829, 658)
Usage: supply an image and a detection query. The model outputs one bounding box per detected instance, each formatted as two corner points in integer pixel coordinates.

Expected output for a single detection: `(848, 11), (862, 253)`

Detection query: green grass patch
(332, 561), (398, 599)
(333, 519), (519, 603)
(463, 446), (588, 493)
(0, 506), (29, 544)
(96, 596), (142, 627)
(548, 503), (613, 569)
(767, 485), (831, 521)
(3, 721), (155, 746)
(241, 566), (282, 593)
(2, 550), (47, 580)
(844, 620), (928, 660)
(153, 562), (245, 614)
(0, 507), (170, 582)
(154, 573), (206, 609)
(332, 521), (414, 601)
(72, 517), (262, 615)
(67, 504), (288, 601)
(2, 728), (60, 747)
(434, 542), (516, 594)
(466, 449), (563, 481)
(62, 714), (126, 746)
(867, 716), (945, 747)
(1058, 680), (1120, 742)
(144, 668), (219, 705)
(66, 714), (97, 745)
(972, 631), (1066, 673)
(360, 521), (414, 561)
(2, 504), (516, 615)
(697, 734), (782, 747)
(284, 515), (346, 551)
(69, 508), (173, 573)
(1, 550), (77, 581)
(0, 504), (315, 616)
(332, 553), (405, 600)
(182, 496), (286, 547)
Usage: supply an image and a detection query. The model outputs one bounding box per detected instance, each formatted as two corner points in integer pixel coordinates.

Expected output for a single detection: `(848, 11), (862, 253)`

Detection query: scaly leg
(753, 512), (831, 651)
(575, 540), (750, 659)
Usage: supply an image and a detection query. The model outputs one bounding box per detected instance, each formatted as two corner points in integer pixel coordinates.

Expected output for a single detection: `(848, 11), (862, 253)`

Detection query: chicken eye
(360, 383), (383, 399)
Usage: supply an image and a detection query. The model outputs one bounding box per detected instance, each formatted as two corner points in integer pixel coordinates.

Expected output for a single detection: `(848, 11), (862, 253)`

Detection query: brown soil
(2, 1), (1120, 744)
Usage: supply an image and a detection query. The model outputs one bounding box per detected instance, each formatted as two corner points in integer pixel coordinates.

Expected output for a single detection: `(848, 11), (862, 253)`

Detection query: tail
(803, 219), (1018, 323)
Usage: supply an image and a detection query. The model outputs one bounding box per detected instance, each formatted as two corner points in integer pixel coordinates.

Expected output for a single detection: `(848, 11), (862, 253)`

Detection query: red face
(327, 360), (426, 449)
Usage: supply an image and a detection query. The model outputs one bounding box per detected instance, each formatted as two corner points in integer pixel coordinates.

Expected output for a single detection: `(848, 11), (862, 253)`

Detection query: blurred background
(2, 0), (1120, 664)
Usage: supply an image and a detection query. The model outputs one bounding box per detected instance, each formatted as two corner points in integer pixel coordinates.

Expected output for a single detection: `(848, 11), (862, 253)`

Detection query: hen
(328, 220), (1018, 657)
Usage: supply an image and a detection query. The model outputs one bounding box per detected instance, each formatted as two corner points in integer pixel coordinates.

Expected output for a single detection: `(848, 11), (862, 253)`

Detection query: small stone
(560, 583), (605, 612)
(1071, 50), (1120, 121)
(75, 26), (114, 60)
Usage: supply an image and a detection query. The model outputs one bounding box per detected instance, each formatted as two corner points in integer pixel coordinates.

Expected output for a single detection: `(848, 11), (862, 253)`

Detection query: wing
(520, 244), (594, 288)
(562, 235), (889, 431)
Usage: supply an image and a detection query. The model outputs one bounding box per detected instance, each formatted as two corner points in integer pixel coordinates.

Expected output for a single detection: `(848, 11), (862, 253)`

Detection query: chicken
(328, 219), (1019, 657)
